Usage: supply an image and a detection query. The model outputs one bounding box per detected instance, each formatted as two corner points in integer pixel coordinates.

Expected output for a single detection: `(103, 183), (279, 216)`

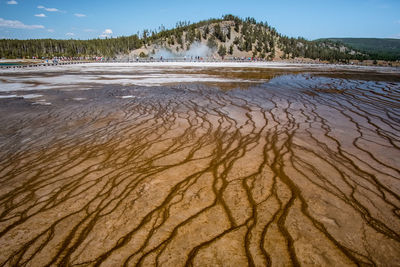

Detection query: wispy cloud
(6, 0), (18, 5)
(37, 5), (60, 12)
(47, 29), (54, 33)
(99, 29), (112, 38)
(83, 29), (95, 32)
(74, 13), (86, 18)
(0, 18), (44, 29)
(65, 32), (75, 36)
(34, 13), (46, 18)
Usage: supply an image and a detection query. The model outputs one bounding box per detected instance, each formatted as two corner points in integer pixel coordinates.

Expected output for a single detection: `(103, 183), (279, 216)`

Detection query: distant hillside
(322, 38), (400, 61)
(0, 15), (368, 62)
(131, 15), (365, 63)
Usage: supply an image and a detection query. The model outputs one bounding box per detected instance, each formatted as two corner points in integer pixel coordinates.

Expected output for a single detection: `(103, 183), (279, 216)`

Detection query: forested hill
(322, 38), (400, 61)
(0, 15), (376, 62)
(0, 36), (143, 59)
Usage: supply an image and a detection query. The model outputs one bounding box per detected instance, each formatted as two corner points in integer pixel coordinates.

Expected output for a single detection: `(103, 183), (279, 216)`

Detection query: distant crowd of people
(31, 55), (271, 63)
(34, 56), (108, 63)
(145, 55), (269, 62)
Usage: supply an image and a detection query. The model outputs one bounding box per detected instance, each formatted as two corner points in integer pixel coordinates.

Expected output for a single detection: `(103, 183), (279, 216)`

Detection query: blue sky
(0, 0), (399, 40)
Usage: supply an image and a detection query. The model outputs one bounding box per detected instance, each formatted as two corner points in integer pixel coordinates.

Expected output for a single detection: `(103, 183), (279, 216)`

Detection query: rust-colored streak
(0, 71), (399, 266)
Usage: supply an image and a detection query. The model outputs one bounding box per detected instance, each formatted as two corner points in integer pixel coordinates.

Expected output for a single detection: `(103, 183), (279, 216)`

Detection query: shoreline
(1, 60), (399, 73)
(1, 62), (399, 94)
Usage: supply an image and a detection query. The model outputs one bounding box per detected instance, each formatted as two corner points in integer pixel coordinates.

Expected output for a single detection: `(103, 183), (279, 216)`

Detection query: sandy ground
(0, 64), (399, 266)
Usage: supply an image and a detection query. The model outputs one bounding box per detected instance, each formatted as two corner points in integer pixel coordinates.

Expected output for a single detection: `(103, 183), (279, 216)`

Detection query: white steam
(153, 42), (214, 59)
(153, 48), (175, 59)
(184, 42), (213, 57)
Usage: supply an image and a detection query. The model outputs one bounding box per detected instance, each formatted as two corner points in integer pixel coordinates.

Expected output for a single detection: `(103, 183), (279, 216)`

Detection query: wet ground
(0, 63), (399, 266)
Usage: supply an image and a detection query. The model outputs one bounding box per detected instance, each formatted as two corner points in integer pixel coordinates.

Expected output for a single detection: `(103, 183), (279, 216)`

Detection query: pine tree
(207, 36), (217, 50)
(196, 30), (202, 41)
(218, 44), (227, 57)
(203, 25), (209, 39)
(213, 24), (226, 42)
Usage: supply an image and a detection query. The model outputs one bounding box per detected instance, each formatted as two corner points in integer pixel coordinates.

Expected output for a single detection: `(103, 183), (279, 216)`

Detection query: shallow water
(0, 65), (399, 266)
(0, 63), (22, 66)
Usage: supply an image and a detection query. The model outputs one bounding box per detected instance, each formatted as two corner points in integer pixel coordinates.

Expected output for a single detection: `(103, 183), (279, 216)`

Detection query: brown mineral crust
(0, 67), (399, 266)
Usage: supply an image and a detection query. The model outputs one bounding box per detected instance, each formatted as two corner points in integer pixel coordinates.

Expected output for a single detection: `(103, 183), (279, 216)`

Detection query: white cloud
(47, 29), (54, 33)
(83, 28), (95, 32)
(35, 13), (46, 18)
(74, 13), (86, 17)
(66, 32), (75, 36)
(7, 0), (18, 4)
(37, 5), (59, 12)
(99, 29), (113, 38)
(45, 8), (59, 12)
(0, 18), (44, 29)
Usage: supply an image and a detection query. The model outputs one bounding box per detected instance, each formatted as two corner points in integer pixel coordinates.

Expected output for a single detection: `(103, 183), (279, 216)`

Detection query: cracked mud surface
(0, 66), (399, 266)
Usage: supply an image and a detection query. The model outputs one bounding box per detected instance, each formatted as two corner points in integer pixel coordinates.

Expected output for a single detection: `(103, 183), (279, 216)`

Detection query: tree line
(0, 35), (142, 58)
(0, 15), (379, 62)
